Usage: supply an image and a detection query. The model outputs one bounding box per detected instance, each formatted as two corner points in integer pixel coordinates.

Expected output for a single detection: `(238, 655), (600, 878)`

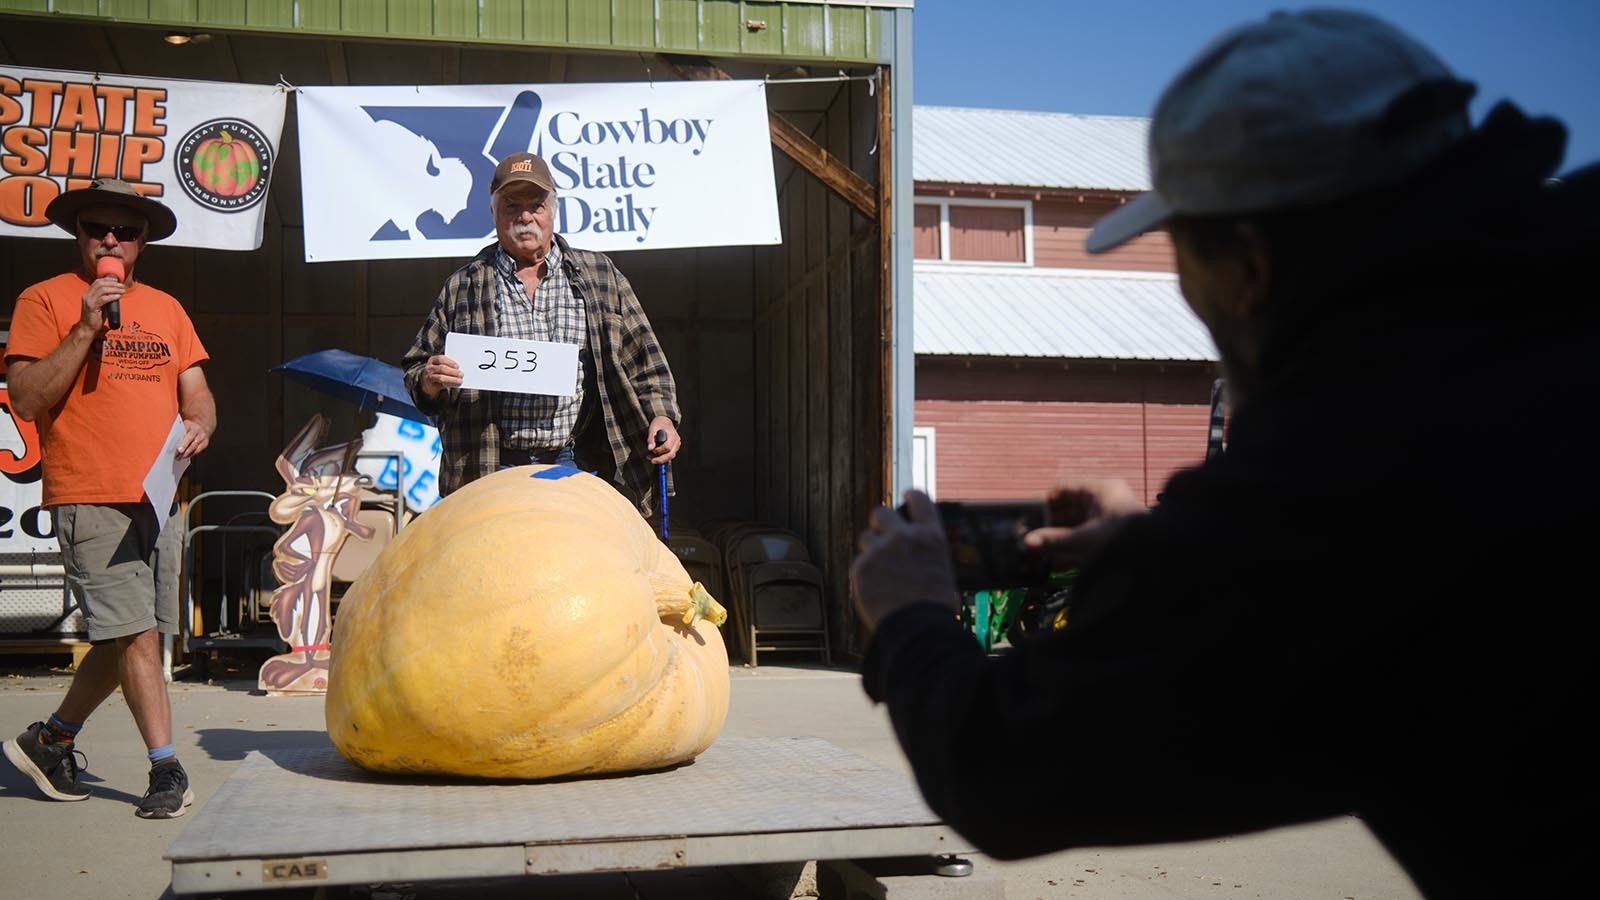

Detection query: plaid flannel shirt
(403, 235), (680, 515)
(491, 242), (585, 449)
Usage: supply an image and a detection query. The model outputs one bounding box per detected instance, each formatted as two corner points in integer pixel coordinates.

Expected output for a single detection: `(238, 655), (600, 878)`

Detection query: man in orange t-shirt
(1, 179), (216, 820)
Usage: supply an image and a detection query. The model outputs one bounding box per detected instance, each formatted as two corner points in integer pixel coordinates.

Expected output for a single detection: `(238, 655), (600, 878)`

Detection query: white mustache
(511, 222), (546, 241)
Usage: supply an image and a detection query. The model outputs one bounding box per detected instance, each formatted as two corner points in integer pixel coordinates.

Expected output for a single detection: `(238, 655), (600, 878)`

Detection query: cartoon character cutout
(259, 415), (375, 693)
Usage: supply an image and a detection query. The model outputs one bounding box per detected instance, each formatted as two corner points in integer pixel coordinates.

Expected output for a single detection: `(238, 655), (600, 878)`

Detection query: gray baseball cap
(1087, 9), (1475, 253)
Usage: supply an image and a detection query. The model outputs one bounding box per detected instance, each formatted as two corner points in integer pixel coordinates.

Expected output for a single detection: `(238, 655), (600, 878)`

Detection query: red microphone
(96, 256), (123, 329)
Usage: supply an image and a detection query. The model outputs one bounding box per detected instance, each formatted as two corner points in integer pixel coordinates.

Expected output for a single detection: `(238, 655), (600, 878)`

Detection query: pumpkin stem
(656, 582), (727, 628)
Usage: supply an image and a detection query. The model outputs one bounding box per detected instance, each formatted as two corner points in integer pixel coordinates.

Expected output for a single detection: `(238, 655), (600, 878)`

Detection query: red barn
(911, 106), (1219, 505)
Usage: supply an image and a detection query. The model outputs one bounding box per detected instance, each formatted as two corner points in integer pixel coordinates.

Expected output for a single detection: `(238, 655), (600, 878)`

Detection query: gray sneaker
(3, 722), (91, 801)
(135, 758), (194, 819)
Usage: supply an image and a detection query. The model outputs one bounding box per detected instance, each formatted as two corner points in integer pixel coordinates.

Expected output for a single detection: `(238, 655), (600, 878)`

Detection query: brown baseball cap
(490, 152), (555, 194)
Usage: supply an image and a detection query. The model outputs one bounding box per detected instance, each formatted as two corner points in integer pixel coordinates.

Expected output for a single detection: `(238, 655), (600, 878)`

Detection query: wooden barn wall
(0, 19), (892, 660)
(751, 80), (885, 660)
(915, 189), (1175, 272)
(1032, 198), (1173, 271)
(0, 20), (912, 676)
(915, 358), (1216, 506)
(0, 46), (762, 528)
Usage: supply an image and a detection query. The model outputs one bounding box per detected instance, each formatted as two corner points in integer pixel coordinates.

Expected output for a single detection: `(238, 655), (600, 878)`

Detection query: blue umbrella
(271, 349), (430, 424)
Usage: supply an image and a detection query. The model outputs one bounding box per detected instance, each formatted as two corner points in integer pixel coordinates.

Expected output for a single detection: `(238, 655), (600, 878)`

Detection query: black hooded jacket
(862, 104), (1599, 897)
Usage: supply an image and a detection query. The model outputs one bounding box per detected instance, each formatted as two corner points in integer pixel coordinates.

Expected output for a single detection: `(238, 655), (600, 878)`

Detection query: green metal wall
(0, 0), (894, 63)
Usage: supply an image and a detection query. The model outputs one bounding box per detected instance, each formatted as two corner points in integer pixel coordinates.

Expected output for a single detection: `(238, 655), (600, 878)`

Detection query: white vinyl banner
(0, 65), (287, 251)
(296, 80), (781, 261)
(1, 347), (54, 553)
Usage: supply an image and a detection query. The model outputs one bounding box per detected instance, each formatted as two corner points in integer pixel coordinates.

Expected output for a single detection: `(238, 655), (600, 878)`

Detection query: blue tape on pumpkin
(532, 466), (583, 480)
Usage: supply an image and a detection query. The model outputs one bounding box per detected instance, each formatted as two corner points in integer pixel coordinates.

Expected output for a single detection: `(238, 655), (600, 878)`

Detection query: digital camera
(903, 500), (1052, 590)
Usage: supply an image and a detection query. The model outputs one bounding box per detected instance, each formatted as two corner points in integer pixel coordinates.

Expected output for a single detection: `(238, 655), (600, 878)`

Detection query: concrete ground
(0, 655), (1423, 900)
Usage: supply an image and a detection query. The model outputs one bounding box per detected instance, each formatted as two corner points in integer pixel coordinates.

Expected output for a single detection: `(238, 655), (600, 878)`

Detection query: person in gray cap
(3, 178), (216, 819)
(850, 9), (1595, 895)
(402, 151), (681, 515)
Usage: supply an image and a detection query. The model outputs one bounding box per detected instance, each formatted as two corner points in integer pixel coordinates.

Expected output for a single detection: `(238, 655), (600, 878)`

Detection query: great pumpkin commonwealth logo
(174, 118), (274, 212)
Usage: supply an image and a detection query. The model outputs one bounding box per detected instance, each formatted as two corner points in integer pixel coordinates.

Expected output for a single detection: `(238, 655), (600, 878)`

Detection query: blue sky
(913, 0), (1600, 175)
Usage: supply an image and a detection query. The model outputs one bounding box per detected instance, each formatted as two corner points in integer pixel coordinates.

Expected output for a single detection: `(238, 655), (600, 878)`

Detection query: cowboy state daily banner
(0, 65), (286, 251)
(296, 80), (781, 261)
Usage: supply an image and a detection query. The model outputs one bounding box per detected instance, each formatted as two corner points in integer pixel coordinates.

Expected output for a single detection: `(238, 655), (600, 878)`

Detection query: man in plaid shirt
(403, 152), (681, 516)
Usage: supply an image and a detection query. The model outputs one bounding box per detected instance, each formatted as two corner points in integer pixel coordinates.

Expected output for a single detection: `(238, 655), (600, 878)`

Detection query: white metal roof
(913, 105), (1151, 191)
(913, 265), (1217, 362)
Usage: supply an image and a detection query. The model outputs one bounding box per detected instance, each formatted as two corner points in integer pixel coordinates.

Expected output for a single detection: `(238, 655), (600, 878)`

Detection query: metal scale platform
(166, 735), (976, 896)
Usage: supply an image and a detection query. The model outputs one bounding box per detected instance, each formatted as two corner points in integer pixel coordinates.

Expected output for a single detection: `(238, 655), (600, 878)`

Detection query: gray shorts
(53, 503), (182, 643)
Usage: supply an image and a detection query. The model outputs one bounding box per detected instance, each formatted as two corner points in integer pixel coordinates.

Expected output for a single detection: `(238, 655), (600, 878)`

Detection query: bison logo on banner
(296, 80), (779, 261)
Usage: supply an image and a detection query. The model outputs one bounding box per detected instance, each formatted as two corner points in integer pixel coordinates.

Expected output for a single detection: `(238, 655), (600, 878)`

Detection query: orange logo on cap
(509, 161), (534, 173)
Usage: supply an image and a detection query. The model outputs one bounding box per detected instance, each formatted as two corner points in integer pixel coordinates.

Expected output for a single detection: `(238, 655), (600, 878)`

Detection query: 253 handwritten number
(479, 349), (539, 373)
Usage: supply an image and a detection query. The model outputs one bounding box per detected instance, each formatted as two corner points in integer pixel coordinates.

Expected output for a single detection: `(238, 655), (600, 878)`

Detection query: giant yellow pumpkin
(325, 465), (730, 779)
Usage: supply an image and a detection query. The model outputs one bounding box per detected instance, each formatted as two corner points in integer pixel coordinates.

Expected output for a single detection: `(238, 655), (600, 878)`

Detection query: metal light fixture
(163, 32), (212, 46)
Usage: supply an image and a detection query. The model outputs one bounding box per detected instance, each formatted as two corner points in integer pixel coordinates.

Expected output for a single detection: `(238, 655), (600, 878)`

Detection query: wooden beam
(442, 46), (460, 85)
(877, 67), (894, 505)
(87, 26), (120, 73)
(769, 112), (877, 219)
(325, 40), (350, 85)
(216, 34), (243, 82)
(655, 54), (879, 218)
(655, 54), (730, 81)
(757, 225), (878, 323)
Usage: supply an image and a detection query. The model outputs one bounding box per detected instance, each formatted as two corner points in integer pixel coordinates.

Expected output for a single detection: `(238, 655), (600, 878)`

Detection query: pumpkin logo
(174, 118), (274, 212)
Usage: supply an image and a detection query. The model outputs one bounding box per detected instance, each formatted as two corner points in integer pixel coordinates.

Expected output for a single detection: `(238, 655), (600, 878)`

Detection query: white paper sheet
(143, 416), (191, 532)
(444, 332), (581, 396)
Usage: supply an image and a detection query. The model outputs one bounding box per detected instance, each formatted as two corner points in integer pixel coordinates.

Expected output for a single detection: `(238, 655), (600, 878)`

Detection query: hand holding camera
(898, 480), (1146, 590)
(1024, 479), (1147, 570)
(852, 482), (1146, 634)
(913, 499), (1052, 591)
(851, 490), (961, 631)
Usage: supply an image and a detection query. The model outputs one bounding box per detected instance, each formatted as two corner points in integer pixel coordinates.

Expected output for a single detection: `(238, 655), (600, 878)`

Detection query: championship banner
(0, 65), (286, 251)
(0, 347), (53, 554)
(296, 80), (781, 261)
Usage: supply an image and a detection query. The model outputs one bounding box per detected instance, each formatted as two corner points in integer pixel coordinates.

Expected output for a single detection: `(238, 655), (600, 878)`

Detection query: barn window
(913, 198), (1033, 265)
(914, 204), (941, 259)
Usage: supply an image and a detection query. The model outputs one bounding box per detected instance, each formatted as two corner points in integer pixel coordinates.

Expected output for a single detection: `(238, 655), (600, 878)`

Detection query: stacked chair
(666, 527), (725, 615)
(697, 520), (831, 667)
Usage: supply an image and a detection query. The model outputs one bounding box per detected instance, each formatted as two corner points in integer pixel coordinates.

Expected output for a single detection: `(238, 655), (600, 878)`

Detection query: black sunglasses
(79, 219), (144, 242)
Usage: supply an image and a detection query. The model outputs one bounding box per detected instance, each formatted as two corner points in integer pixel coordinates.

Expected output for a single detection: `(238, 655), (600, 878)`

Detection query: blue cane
(655, 429), (670, 543)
